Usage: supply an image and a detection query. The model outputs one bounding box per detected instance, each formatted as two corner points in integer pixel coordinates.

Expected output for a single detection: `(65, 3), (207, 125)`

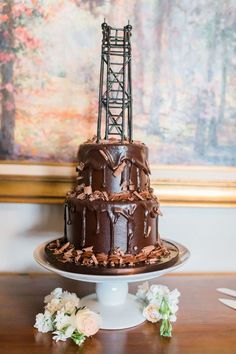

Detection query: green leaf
(71, 330), (86, 346)
(160, 319), (172, 337)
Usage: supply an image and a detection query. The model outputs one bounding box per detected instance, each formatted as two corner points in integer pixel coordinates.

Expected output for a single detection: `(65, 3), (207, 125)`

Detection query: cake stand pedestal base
(80, 282), (144, 329)
(34, 239), (190, 330)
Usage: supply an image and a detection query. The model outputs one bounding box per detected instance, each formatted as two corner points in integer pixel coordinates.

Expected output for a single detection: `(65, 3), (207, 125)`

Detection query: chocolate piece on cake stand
(34, 22), (190, 329)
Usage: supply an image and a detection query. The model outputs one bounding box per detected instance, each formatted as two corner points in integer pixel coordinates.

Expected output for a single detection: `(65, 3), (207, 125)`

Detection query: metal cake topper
(97, 21), (133, 143)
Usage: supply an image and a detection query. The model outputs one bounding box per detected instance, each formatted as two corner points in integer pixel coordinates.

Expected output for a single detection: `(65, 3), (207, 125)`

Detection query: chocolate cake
(45, 22), (179, 274)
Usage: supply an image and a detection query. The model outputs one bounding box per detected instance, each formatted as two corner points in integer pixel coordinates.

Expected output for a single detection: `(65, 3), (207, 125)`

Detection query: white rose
(72, 308), (102, 336)
(54, 311), (74, 331)
(168, 289), (180, 304)
(143, 303), (161, 323)
(34, 311), (53, 333)
(45, 298), (61, 314)
(53, 325), (74, 342)
(44, 288), (63, 304)
(146, 285), (169, 303)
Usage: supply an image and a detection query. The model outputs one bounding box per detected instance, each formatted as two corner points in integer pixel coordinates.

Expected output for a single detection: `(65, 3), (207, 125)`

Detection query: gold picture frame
(0, 161), (235, 207)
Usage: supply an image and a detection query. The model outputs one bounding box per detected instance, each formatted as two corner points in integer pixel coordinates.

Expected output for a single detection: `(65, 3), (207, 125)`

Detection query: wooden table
(0, 274), (235, 354)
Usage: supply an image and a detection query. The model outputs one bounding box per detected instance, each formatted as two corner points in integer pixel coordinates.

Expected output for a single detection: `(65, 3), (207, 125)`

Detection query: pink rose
(73, 308), (101, 336)
(143, 303), (161, 323)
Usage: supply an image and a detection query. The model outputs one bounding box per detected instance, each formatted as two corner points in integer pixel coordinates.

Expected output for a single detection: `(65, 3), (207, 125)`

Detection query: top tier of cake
(76, 140), (151, 195)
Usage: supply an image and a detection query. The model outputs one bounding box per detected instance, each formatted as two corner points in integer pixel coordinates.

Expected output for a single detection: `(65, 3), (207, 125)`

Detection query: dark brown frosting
(65, 197), (160, 255)
(76, 142), (150, 193)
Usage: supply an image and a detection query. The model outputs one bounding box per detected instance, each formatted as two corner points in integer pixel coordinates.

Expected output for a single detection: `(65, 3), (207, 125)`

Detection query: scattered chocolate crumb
(133, 191), (145, 200)
(47, 239), (170, 268)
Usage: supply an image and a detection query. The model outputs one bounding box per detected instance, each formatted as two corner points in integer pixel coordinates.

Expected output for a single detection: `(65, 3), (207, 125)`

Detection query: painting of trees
(0, 0), (235, 166)
(0, 0), (43, 157)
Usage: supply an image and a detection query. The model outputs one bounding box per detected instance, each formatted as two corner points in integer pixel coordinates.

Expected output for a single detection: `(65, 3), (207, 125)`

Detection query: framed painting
(0, 0), (236, 205)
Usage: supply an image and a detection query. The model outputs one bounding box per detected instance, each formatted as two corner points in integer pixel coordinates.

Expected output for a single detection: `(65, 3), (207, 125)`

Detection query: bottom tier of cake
(45, 238), (179, 275)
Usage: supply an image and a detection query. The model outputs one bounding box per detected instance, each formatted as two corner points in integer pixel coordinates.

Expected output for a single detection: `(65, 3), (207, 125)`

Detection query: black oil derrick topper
(96, 21), (133, 143)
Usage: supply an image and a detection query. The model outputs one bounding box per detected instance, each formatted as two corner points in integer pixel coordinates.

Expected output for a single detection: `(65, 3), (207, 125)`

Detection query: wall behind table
(0, 203), (235, 273)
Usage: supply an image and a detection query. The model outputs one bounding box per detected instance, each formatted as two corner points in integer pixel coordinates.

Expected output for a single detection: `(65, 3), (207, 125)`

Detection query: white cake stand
(34, 239), (190, 330)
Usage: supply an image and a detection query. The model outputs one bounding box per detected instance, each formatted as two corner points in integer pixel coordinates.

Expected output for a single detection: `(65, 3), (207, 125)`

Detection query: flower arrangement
(136, 282), (180, 337)
(34, 288), (102, 346)
(35, 283), (180, 346)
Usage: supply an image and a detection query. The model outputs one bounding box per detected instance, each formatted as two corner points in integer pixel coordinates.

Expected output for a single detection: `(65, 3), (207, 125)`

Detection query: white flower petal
(44, 288), (63, 303)
(136, 282), (149, 300)
(34, 312), (53, 333)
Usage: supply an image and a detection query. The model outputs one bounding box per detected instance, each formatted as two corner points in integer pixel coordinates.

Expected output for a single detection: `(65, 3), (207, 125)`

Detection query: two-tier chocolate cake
(45, 22), (179, 275)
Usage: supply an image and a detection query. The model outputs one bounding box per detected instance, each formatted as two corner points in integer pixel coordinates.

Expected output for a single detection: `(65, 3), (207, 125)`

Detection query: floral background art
(0, 0), (235, 165)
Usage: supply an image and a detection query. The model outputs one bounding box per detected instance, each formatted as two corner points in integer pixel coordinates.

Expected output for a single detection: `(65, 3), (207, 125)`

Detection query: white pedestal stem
(80, 282), (145, 330)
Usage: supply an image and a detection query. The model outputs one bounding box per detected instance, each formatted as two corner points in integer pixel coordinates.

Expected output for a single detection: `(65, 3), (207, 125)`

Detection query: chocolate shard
(76, 162), (85, 171)
(113, 161), (126, 177)
(82, 246), (94, 252)
(141, 245), (155, 256)
(76, 192), (86, 200)
(99, 149), (109, 161)
(102, 191), (109, 201)
(128, 183), (135, 191)
(144, 225), (152, 238)
(84, 185), (92, 195)
(133, 191), (145, 200)
(121, 180), (128, 191)
(54, 242), (70, 254)
(91, 254), (99, 265)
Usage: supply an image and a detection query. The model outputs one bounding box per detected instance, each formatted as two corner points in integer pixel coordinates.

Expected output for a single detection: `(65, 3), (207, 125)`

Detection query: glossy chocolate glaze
(65, 197), (159, 255)
(77, 142), (150, 193)
(45, 239), (179, 275)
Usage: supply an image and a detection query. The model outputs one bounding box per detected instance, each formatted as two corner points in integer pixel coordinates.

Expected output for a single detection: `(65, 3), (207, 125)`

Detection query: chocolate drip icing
(88, 167), (92, 186)
(81, 207), (86, 247)
(113, 205), (136, 253)
(65, 194), (159, 255)
(102, 167), (106, 188)
(136, 167), (141, 192)
(67, 205), (72, 225)
(156, 216), (160, 245)
(107, 209), (120, 254)
(143, 209), (149, 238)
(77, 143), (150, 193)
(95, 209), (101, 235)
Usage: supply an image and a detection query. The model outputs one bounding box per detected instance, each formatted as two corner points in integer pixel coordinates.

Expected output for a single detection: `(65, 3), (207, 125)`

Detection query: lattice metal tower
(97, 21), (133, 142)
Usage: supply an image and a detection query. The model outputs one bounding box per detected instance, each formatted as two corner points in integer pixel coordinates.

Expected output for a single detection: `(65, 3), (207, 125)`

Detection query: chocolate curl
(76, 162), (85, 171)
(113, 161), (126, 177)
(91, 254), (99, 265)
(110, 192), (130, 201)
(84, 185), (92, 195)
(102, 191), (109, 201)
(128, 182), (135, 191)
(99, 149), (109, 161)
(133, 191), (145, 200)
(135, 253), (147, 262)
(121, 180), (128, 191)
(76, 193), (86, 200)
(75, 183), (85, 192)
(54, 242), (70, 254)
(82, 246), (94, 252)
(141, 245), (155, 256)
(144, 225), (152, 238)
